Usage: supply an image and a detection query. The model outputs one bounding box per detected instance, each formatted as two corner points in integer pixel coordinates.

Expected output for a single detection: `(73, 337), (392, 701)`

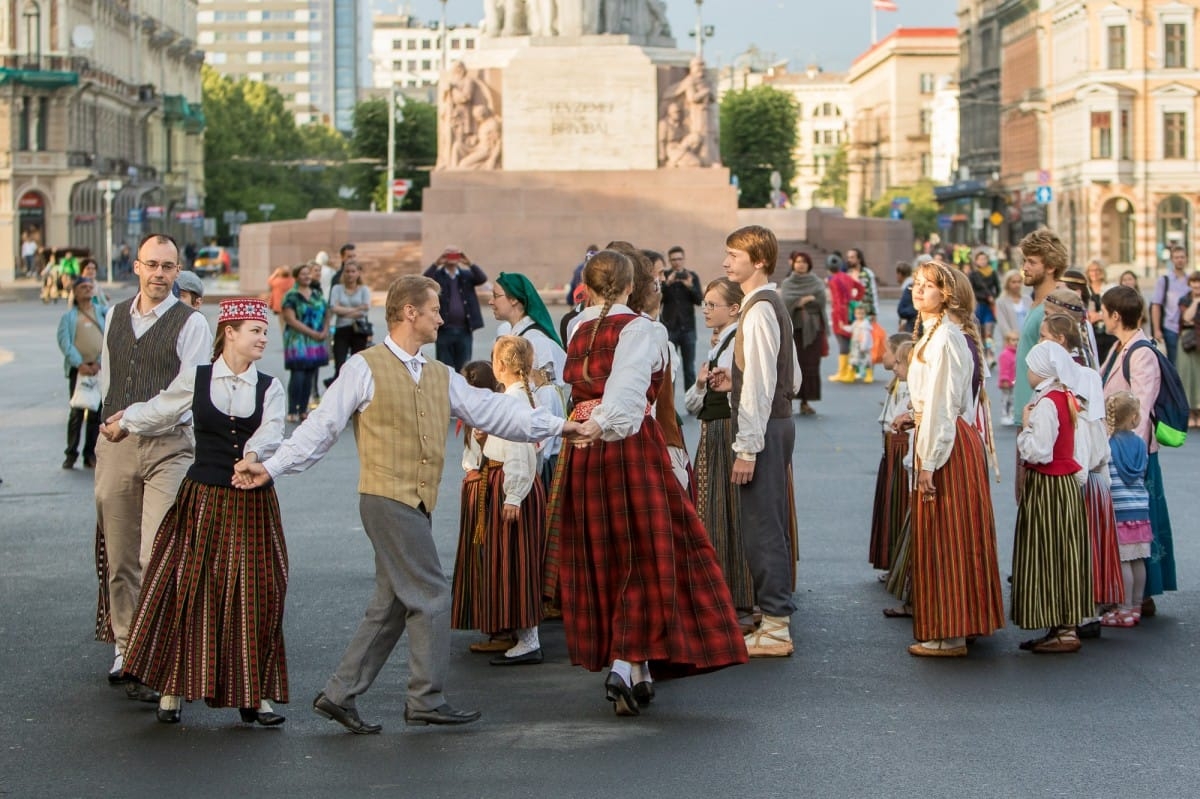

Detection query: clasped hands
(232, 454), (271, 490)
(562, 419), (601, 449)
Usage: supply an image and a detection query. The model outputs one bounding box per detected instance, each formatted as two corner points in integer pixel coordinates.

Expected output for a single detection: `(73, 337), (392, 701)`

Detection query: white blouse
(567, 305), (665, 441)
(907, 317), (973, 472)
(878, 379), (911, 430)
(481, 383), (539, 506)
(120, 357), (286, 460)
(1018, 380), (1083, 484)
(684, 323), (738, 415)
(1075, 415), (1111, 487)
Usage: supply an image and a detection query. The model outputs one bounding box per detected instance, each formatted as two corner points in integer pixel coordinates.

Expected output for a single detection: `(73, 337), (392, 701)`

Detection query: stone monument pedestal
(422, 168), (738, 290)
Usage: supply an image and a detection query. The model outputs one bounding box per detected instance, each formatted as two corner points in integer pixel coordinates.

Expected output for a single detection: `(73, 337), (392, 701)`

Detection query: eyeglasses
(137, 259), (179, 273)
(702, 302), (731, 311)
(492, 292), (508, 301)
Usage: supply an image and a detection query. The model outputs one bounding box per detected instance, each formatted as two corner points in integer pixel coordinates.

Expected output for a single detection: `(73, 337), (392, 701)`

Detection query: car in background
(192, 246), (232, 277)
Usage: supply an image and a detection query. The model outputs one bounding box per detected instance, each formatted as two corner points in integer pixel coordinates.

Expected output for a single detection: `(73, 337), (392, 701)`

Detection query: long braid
(915, 314), (942, 363)
(581, 299), (612, 382)
(518, 367), (537, 408)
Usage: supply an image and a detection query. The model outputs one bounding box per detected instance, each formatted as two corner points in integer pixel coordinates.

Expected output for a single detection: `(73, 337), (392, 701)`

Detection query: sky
(370, 0), (957, 72)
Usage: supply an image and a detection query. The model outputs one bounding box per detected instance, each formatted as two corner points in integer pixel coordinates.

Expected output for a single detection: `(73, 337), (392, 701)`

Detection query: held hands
(78, 362), (100, 377)
(707, 366), (731, 392)
(232, 458), (271, 490)
(562, 419), (601, 449)
(696, 362), (711, 389)
(890, 412), (914, 433)
(100, 411), (127, 443)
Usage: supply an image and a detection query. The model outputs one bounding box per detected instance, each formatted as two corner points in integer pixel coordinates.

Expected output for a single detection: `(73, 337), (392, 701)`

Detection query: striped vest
(353, 344), (451, 512)
(731, 288), (795, 422)
(101, 298), (195, 418)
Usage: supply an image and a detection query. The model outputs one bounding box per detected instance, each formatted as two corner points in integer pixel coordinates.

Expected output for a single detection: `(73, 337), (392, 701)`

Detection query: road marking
(0, 348), (13, 366)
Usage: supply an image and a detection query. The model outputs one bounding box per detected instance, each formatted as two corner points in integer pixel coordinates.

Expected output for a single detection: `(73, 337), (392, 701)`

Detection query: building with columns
(1, 0), (205, 284)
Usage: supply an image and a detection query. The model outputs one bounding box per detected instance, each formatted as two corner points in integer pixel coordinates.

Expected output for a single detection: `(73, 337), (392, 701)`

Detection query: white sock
(609, 659), (632, 685)
(630, 662), (652, 685)
(258, 700), (274, 713)
(110, 651), (124, 673)
(504, 627), (541, 657)
(159, 695), (181, 711)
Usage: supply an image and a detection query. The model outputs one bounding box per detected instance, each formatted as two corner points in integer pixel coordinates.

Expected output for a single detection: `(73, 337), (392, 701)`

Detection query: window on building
(393, 39), (404, 50)
(1120, 108), (1132, 159)
(262, 10), (295, 20)
(920, 152), (932, 177)
(1107, 25), (1126, 69)
(406, 40), (416, 50)
(421, 59), (432, 70)
(920, 109), (932, 135)
(262, 31), (295, 41)
(393, 59), (404, 70)
(407, 60), (417, 71)
(451, 39), (461, 49)
(919, 73), (935, 94)
(421, 39), (432, 49)
(1164, 111), (1186, 158)
(1164, 23), (1187, 68)
(466, 39), (475, 49)
(1091, 111), (1113, 158)
(815, 155), (829, 176)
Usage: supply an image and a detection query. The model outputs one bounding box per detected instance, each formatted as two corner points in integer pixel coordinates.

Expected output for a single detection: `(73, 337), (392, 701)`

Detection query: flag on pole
(874, 0), (898, 10)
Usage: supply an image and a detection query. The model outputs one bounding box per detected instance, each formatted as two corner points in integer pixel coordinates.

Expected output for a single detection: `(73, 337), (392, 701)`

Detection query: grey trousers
(739, 416), (798, 618)
(323, 495), (450, 713)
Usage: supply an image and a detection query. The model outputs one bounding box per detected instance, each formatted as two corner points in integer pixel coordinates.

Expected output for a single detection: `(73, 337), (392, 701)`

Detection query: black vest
(186, 365), (272, 487)
(698, 330), (736, 422)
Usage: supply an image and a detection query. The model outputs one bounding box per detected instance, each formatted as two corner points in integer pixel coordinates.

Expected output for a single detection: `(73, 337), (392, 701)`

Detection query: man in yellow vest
(235, 275), (580, 732)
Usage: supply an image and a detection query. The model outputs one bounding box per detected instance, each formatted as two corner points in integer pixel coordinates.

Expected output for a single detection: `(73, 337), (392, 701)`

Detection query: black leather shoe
(62, 457), (75, 470)
(605, 672), (639, 717)
(1076, 620), (1102, 640)
(404, 704), (481, 726)
(239, 708), (286, 726)
(108, 669), (133, 685)
(312, 692), (381, 734)
(156, 707), (181, 724)
(125, 681), (162, 703)
(83, 456), (97, 469)
(489, 649), (543, 666)
(632, 681), (655, 707)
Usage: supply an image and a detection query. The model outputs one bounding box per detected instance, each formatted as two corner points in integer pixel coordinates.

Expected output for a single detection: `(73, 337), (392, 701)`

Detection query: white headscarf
(1026, 340), (1105, 421)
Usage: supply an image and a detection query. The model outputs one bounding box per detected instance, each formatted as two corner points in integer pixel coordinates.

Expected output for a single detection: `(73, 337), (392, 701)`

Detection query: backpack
(1120, 340), (1188, 447)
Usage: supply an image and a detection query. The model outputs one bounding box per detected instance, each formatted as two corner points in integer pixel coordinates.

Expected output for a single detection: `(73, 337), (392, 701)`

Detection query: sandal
(882, 605), (912, 618)
(1031, 629), (1081, 654)
(1100, 610), (1138, 628)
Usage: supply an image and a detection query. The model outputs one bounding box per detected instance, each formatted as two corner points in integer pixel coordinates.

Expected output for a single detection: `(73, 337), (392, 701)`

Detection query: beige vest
(353, 344), (451, 511)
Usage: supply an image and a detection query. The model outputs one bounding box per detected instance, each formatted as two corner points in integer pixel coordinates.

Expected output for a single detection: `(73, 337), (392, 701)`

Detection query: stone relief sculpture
(484, 0), (671, 38)
(439, 61), (502, 170)
(658, 58), (718, 167)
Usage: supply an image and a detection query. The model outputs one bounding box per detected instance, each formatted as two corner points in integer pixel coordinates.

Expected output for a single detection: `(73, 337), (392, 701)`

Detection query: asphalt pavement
(2, 291), (1199, 798)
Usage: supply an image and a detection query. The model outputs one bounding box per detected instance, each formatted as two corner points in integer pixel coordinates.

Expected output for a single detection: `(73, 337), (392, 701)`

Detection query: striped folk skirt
(94, 524), (114, 643)
(1084, 471), (1125, 606)
(475, 461), (546, 634)
(885, 509), (912, 603)
(910, 419), (1005, 641)
(451, 470), (485, 630)
(1145, 452), (1177, 596)
(123, 479), (289, 708)
(1011, 470), (1092, 630)
(869, 431), (910, 571)
(693, 418), (754, 610)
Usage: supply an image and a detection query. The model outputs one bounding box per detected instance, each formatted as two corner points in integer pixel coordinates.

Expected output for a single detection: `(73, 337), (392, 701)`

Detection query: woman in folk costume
(1012, 341), (1092, 654)
(115, 298), (289, 725)
(1040, 315), (1124, 624)
(684, 277), (755, 630)
(545, 249), (747, 716)
(903, 261), (1005, 657)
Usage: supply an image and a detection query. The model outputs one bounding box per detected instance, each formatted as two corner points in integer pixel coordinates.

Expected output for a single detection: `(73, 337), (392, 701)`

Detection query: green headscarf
(496, 272), (563, 348)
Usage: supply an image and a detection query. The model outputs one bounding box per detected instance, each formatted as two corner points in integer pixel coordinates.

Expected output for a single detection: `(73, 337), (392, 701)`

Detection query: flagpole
(871, 3), (877, 44)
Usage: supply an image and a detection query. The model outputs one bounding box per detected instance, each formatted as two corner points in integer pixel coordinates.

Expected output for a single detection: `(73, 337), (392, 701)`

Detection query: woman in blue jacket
(56, 277), (106, 468)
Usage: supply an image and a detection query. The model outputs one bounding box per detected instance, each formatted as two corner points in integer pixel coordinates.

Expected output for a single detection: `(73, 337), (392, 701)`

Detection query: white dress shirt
(119, 358), (285, 460)
(907, 317), (973, 472)
(733, 284), (803, 460)
(482, 384), (539, 507)
(101, 292), (213, 425)
(262, 336), (564, 479)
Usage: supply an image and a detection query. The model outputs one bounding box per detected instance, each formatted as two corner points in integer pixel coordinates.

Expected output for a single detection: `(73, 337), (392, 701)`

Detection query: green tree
(719, 85), (798, 209)
(350, 96), (438, 211)
(867, 179), (939, 241)
(814, 144), (849, 208)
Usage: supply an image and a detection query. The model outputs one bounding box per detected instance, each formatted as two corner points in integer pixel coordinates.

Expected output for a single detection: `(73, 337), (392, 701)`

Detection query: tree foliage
(719, 86), (798, 209)
(350, 96), (438, 211)
(814, 144), (849, 209)
(867, 179), (939, 241)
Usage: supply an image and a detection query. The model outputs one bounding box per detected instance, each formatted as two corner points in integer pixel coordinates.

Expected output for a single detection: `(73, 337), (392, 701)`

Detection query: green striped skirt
(1011, 470), (1092, 630)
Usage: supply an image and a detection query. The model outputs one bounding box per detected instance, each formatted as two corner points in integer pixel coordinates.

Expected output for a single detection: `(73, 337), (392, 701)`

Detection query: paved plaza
(2, 289), (1199, 798)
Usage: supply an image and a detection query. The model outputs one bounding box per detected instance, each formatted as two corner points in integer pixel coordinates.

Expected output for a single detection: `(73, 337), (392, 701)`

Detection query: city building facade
(846, 27), (958, 216)
(1, 0), (205, 284)
(370, 13), (479, 94)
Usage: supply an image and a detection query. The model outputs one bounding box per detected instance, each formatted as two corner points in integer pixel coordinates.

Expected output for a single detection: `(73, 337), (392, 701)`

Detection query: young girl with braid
(1103, 391), (1151, 627)
(546, 249), (746, 716)
(473, 336), (548, 665)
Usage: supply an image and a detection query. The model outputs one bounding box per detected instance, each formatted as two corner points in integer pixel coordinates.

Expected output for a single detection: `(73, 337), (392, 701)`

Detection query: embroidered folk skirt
(869, 431), (910, 571)
(124, 479), (289, 708)
(693, 418), (754, 610)
(1011, 470), (1092, 630)
(94, 524), (114, 643)
(1083, 471), (1124, 606)
(910, 419), (1005, 641)
(476, 462), (546, 634)
(545, 416), (748, 674)
(451, 470), (485, 630)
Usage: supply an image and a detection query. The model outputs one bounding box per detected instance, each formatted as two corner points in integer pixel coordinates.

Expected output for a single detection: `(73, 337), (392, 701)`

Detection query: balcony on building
(0, 54), (79, 89)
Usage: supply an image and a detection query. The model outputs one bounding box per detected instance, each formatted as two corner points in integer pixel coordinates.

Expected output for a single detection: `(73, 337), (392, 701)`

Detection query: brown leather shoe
(469, 636), (515, 653)
(1141, 597), (1157, 618)
(1031, 633), (1081, 654)
(907, 640), (968, 658)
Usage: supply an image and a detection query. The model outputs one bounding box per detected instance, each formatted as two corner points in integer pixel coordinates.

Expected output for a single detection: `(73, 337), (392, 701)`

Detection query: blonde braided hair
(579, 250), (634, 381)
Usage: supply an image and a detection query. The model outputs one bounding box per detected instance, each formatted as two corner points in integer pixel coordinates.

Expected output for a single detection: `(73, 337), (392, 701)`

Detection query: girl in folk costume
(684, 278), (755, 630)
(881, 340), (916, 616)
(1040, 315), (1125, 622)
(1044, 288), (1100, 369)
(1102, 391), (1152, 627)
(114, 299), (289, 725)
(450, 361), (515, 654)
(902, 261), (1005, 657)
(477, 336), (548, 666)
(1012, 341), (1092, 654)
(869, 334), (913, 575)
(546, 250), (747, 717)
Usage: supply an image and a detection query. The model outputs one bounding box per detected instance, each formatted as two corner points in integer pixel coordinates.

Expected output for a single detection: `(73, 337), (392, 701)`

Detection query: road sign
(889, 208), (903, 220)
(1035, 186), (1052, 204)
(391, 178), (413, 201)
(1037, 170), (1051, 185)
(891, 196), (911, 207)
(937, 214), (952, 230)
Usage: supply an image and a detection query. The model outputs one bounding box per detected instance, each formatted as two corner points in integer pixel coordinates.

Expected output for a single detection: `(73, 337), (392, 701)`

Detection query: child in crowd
(883, 340), (916, 618)
(998, 329), (1019, 425)
(1012, 341), (1092, 654)
(869, 334), (913, 576)
(848, 302), (874, 383)
(1104, 391), (1152, 628)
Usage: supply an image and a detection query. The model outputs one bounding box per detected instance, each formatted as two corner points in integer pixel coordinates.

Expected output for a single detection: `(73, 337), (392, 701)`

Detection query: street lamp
(385, 80), (407, 213)
(440, 0), (449, 71)
(688, 1), (715, 58)
(97, 179), (122, 287)
(22, 1), (42, 70)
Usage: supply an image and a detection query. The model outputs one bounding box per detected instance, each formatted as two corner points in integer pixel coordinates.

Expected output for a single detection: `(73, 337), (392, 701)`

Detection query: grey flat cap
(175, 270), (205, 297)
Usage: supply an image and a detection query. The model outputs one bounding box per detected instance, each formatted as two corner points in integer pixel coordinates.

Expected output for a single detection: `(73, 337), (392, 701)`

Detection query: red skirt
(868, 431), (910, 570)
(124, 479), (289, 708)
(545, 416), (748, 674)
(1084, 472), (1125, 606)
(476, 462), (546, 634)
(910, 419), (1005, 641)
(450, 470), (485, 630)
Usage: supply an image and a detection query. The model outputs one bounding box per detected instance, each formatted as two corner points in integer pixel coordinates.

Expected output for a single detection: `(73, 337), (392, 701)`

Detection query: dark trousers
(1163, 328), (1179, 366)
(65, 368), (100, 463)
(331, 325), (370, 383)
(738, 416), (798, 617)
(287, 367), (318, 415)
(435, 326), (473, 373)
(669, 328), (698, 390)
